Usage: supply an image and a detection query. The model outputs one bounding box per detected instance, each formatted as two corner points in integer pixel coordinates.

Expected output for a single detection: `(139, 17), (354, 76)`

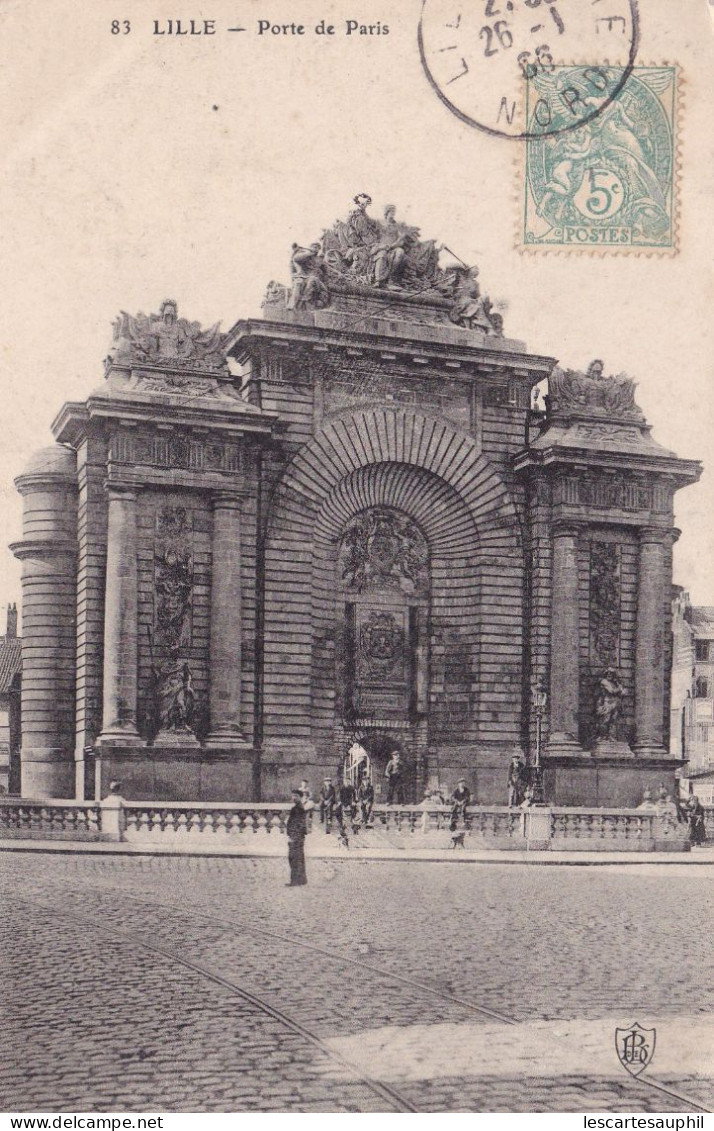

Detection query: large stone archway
(262, 406), (526, 800)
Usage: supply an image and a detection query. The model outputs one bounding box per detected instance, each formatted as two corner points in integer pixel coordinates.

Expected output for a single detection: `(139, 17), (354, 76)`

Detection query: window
(695, 640), (711, 662)
(697, 723), (711, 744)
(695, 677), (709, 699)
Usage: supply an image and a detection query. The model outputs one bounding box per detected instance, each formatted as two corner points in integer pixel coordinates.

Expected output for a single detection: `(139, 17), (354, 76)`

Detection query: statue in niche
(153, 658), (196, 734)
(145, 621), (198, 743)
(594, 666), (626, 741)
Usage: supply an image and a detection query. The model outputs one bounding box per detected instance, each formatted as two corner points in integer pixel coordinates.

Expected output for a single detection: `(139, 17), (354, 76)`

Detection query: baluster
(90, 807), (100, 837)
(135, 809), (150, 838)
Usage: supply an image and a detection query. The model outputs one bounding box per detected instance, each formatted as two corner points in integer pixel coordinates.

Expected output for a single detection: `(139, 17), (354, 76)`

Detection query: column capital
(104, 481), (138, 502)
(551, 520), (581, 540)
(212, 490), (244, 511)
(638, 525), (671, 546)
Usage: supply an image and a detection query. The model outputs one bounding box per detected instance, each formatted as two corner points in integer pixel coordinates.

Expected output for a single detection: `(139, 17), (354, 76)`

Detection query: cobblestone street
(1, 851), (712, 1113)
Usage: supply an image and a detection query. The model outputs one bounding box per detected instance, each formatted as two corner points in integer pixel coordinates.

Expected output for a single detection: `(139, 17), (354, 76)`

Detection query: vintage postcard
(0, 0), (712, 1119)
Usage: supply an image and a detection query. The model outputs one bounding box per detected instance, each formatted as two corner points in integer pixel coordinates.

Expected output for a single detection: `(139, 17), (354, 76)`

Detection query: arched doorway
(351, 730), (413, 802)
(262, 408), (525, 801)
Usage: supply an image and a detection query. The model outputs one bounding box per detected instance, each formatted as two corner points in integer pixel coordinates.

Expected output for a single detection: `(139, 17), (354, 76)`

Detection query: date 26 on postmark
(418, 0), (640, 140)
(521, 65), (679, 253)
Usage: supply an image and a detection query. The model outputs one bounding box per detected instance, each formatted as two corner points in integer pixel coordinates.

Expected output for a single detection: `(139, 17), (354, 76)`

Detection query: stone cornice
(225, 317), (556, 380)
(513, 444), (702, 487)
(14, 471), (79, 495)
(10, 538), (77, 561)
(51, 395), (278, 447)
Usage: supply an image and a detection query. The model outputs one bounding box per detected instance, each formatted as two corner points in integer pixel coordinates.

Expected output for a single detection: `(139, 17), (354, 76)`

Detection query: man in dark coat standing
(286, 788), (308, 886)
(318, 777), (337, 833)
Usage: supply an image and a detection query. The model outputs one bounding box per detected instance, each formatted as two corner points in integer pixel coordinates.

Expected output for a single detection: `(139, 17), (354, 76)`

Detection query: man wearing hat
(449, 777), (471, 832)
(317, 777), (336, 833)
(286, 787), (308, 886)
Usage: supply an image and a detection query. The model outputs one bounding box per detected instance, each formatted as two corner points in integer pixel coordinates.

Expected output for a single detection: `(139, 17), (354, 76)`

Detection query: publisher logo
(615, 1022), (656, 1077)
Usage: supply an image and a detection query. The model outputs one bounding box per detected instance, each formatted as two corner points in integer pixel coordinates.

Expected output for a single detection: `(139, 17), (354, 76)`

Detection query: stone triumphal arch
(11, 198), (701, 804)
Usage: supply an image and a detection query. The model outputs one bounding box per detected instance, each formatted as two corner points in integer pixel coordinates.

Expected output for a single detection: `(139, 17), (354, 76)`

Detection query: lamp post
(531, 675), (548, 805)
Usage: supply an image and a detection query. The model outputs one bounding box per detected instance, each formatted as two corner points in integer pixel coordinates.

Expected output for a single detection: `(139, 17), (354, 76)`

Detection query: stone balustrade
(550, 808), (656, 847)
(0, 798), (705, 851)
(0, 798), (101, 841)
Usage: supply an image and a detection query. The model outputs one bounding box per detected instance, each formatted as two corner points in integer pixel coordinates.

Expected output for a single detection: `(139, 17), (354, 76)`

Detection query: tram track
(76, 879), (714, 1114)
(5, 866), (712, 1114)
(11, 892), (418, 1113)
(57, 875), (518, 1024)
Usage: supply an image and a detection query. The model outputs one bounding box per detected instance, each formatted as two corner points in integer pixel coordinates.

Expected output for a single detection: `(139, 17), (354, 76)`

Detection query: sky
(0, 0), (712, 626)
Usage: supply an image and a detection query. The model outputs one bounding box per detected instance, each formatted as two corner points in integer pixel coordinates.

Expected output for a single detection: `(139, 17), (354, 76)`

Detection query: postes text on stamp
(521, 65), (678, 252)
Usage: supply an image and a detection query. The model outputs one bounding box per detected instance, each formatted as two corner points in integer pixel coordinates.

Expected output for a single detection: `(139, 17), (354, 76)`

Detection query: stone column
(546, 523), (585, 756)
(634, 527), (669, 757)
(206, 491), (249, 747)
(96, 484), (142, 747)
(12, 445), (78, 797)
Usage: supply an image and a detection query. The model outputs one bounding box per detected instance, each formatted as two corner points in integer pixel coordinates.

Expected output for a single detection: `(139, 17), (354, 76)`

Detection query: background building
(671, 588), (714, 802)
(9, 202), (702, 805)
(0, 603), (21, 794)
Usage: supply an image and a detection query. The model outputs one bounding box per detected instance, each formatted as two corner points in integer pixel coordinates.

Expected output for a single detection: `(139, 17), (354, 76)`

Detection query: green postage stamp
(522, 66), (678, 252)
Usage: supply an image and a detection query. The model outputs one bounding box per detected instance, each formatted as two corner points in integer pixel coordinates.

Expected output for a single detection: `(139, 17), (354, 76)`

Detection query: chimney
(6, 603), (17, 638)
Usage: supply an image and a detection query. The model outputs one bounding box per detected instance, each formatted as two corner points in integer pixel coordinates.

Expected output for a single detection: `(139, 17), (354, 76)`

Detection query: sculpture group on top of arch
(263, 194), (505, 336)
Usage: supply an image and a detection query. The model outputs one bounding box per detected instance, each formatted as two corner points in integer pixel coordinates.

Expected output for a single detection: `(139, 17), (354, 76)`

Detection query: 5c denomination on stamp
(521, 65), (678, 252)
(418, 0), (640, 139)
